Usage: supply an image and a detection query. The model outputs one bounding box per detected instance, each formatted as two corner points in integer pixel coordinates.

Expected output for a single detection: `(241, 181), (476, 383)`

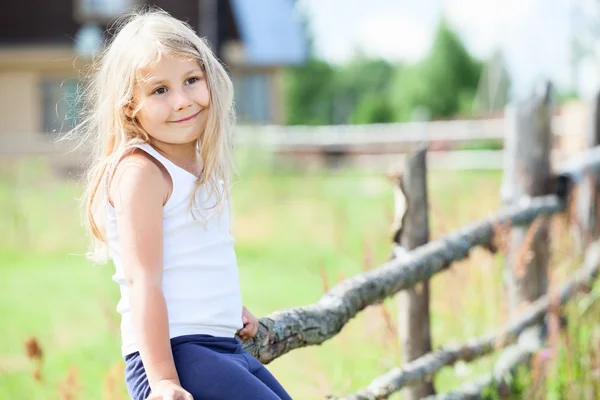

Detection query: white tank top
(105, 142), (243, 356)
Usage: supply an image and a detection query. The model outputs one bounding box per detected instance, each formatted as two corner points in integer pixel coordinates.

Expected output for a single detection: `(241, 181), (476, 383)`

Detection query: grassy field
(0, 151), (598, 400)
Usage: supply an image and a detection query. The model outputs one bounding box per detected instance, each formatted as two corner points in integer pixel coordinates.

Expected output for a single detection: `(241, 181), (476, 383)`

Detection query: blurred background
(2, 0), (600, 399)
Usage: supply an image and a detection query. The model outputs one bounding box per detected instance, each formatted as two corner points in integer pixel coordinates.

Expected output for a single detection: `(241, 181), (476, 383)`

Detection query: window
(41, 78), (81, 134)
(75, 0), (137, 22)
(233, 73), (271, 124)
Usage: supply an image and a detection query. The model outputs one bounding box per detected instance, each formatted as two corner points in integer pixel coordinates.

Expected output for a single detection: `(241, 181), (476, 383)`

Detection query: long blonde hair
(66, 7), (236, 263)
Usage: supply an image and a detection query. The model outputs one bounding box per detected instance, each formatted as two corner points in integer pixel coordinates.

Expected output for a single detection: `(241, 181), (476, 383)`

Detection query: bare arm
(111, 152), (180, 391)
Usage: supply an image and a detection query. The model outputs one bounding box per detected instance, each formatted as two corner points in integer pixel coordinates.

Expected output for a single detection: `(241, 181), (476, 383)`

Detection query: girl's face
(133, 55), (210, 146)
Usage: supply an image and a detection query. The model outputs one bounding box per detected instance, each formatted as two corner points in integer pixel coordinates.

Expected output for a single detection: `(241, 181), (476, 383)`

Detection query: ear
(123, 103), (134, 119)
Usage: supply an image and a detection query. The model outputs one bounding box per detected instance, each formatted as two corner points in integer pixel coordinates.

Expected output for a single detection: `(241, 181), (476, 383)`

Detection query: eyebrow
(145, 68), (204, 86)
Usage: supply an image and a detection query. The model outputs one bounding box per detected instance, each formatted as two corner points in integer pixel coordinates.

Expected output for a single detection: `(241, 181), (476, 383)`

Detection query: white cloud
(356, 14), (432, 62)
(298, 0), (591, 96)
(444, 0), (539, 57)
(297, 0), (439, 63)
(445, 0), (574, 95)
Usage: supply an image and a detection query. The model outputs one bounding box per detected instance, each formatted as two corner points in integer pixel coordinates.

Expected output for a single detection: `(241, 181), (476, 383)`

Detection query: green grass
(0, 152), (595, 400)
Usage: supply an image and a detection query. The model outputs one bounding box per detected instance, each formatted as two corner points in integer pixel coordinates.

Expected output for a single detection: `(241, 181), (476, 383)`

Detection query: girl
(72, 8), (293, 400)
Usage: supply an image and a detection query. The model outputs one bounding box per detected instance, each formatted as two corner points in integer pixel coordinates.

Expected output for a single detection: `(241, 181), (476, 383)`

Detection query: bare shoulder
(109, 148), (170, 208)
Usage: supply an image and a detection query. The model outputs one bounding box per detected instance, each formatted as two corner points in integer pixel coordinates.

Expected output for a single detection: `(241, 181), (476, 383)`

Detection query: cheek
(138, 100), (170, 123)
(198, 82), (210, 107)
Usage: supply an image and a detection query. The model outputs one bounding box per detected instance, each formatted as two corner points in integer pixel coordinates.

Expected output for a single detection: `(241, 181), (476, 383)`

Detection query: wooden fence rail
(343, 241), (600, 400)
(424, 242), (600, 400)
(243, 194), (563, 363)
(240, 85), (600, 399)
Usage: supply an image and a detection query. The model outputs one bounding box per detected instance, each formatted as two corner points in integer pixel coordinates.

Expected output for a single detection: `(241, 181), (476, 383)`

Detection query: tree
(350, 92), (395, 124)
(392, 19), (483, 121)
(283, 3), (338, 125)
(283, 4), (398, 125)
(336, 57), (396, 124)
(284, 59), (337, 125)
(284, 57), (397, 125)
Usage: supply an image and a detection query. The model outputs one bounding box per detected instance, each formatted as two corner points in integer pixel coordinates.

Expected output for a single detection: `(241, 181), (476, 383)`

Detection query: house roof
(229, 0), (308, 66)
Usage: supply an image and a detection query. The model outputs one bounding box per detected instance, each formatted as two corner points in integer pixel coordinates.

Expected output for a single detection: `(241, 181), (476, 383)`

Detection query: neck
(149, 139), (202, 176)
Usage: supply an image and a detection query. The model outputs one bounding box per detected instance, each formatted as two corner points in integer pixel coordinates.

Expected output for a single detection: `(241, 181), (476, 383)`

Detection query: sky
(297, 0), (600, 99)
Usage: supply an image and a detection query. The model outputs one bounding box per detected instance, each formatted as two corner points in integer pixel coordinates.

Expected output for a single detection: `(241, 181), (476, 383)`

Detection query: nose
(171, 89), (193, 111)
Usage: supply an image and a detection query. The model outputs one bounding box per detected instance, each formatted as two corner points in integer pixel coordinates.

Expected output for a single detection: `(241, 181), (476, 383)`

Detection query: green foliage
(391, 19), (483, 121)
(350, 92), (395, 124)
(283, 18), (486, 125)
(337, 58), (396, 124)
(497, 282), (600, 400)
(456, 139), (503, 151)
(555, 87), (580, 105)
(283, 59), (337, 125)
(284, 57), (397, 125)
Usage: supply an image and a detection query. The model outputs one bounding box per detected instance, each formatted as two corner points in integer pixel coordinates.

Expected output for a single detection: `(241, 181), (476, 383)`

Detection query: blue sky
(297, 0), (600, 99)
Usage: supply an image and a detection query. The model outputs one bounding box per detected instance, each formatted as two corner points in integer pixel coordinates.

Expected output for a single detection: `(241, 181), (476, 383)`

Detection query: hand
(238, 306), (259, 340)
(146, 379), (193, 400)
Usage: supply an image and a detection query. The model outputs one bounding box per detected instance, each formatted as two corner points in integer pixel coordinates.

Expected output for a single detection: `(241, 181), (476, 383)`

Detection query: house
(0, 0), (308, 137)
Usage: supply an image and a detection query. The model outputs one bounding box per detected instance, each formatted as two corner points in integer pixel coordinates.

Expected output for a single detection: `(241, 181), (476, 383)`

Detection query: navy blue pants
(124, 334), (293, 400)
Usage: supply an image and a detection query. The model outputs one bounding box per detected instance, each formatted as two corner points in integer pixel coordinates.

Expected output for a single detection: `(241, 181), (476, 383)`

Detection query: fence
(0, 104), (584, 173)
(239, 84), (600, 399)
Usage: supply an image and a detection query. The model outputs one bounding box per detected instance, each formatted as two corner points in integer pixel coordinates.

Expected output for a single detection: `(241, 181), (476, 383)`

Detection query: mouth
(170, 111), (201, 123)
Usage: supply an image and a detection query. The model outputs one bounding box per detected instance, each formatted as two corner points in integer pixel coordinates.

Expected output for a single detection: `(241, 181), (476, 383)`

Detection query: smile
(170, 111), (200, 123)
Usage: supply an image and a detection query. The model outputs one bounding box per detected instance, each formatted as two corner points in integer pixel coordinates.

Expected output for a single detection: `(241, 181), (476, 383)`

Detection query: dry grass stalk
(514, 217), (545, 280)
(319, 259), (330, 294)
(57, 366), (80, 400)
(491, 218), (512, 256)
(378, 302), (399, 352)
(23, 336), (43, 382)
(428, 201), (450, 240)
(103, 362), (126, 400)
(361, 237), (373, 272)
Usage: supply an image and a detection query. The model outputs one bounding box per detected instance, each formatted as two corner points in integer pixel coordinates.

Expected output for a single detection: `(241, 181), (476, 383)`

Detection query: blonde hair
(66, 7), (236, 263)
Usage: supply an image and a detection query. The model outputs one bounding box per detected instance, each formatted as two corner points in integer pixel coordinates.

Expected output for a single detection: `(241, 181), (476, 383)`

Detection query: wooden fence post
(501, 82), (553, 337)
(576, 91), (600, 248)
(390, 146), (435, 399)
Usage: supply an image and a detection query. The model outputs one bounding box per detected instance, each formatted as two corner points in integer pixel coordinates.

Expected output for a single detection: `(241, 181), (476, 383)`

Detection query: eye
(186, 76), (202, 85)
(152, 86), (167, 95)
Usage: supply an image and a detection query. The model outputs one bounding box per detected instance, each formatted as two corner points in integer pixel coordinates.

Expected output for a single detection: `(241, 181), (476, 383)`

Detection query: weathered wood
(332, 240), (600, 400)
(390, 147), (435, 399)
(420, 344), (534, 400)
(501, 82), (553, 332)
(241, 195), (564, 364)
(575, 91), (600, 249)
(423, 240), (600, 400)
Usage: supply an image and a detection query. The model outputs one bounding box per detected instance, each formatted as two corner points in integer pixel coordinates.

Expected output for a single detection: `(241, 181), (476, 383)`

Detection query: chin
(181, 134), (202, 145)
